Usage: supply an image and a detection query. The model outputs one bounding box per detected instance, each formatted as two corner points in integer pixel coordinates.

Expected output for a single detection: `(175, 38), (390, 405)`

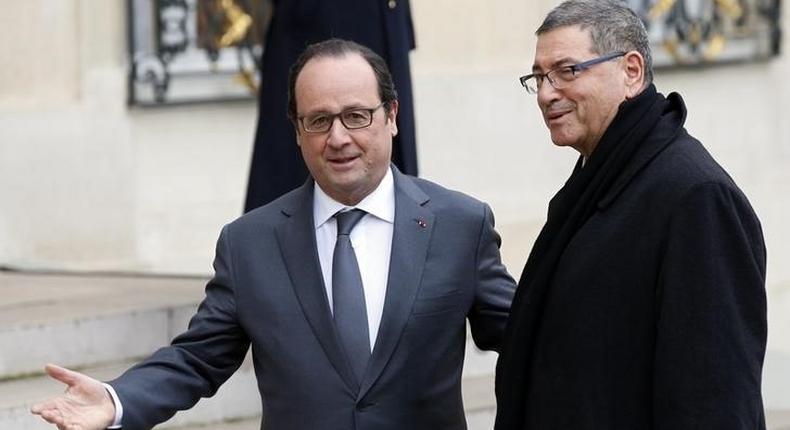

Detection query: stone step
(0, 271), (206, 380)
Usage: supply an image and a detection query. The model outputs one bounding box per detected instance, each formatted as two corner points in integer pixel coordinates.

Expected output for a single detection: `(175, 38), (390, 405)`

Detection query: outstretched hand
(30, 364), (116, 430)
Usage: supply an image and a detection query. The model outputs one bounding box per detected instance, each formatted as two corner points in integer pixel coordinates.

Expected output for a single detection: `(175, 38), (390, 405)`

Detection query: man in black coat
(245, 0), (418, 212)
(495, 1), (768, 429)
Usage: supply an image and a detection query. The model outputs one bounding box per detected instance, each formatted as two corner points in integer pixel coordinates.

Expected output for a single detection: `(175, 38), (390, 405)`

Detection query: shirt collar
(313, 167), (395, 229)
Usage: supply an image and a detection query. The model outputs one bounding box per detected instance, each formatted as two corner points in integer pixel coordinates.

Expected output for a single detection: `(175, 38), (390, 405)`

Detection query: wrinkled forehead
(297, 53), (374, 89)
(533, 25), (596, 70)
(295, 53), (379, 111)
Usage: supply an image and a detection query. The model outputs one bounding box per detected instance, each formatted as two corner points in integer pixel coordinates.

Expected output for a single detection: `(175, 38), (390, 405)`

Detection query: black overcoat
(496, 94), (767, 429)
(244, 0), (418, 211)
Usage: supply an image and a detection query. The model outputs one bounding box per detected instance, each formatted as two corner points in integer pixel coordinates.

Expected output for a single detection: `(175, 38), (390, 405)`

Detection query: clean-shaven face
(294, 53), (398, 205)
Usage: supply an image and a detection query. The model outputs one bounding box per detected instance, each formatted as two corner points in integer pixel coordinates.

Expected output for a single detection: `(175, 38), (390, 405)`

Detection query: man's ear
(622, 51), (646, 99)
(387, 100), (399, 136)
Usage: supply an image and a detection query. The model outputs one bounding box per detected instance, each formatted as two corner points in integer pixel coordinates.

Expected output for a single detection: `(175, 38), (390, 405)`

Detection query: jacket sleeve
(109, 225), (251, 430)
(653, 182), (767, 430)
(468, 203), (517, 352)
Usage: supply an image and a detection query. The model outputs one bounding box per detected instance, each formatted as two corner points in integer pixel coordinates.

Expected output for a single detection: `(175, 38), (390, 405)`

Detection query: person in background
(245, 0), (418, 212)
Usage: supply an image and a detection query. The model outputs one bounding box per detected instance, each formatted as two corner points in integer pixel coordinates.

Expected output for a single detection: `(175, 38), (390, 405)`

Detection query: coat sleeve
(468, 203), (517, 352)
(653, 181), (767, 430)
(109, 225), (251, 430)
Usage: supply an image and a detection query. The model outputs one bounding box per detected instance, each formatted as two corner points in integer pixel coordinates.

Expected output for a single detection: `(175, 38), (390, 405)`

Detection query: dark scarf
(494, 84), (670, 429)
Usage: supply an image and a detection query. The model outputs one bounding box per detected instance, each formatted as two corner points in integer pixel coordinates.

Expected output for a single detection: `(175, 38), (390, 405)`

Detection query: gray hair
(537, 0), (653, 86)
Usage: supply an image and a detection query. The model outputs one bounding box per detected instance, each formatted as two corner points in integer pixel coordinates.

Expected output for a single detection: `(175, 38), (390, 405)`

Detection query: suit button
(388, 0), (396, 9)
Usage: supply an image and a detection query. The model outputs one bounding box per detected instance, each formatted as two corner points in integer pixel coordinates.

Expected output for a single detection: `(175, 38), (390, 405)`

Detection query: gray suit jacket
(111, 168), (516, 429)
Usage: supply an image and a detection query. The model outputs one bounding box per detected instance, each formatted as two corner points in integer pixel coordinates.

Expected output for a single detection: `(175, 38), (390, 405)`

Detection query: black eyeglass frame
(298, 101), (387, 134)
(519, 51), (626, 94)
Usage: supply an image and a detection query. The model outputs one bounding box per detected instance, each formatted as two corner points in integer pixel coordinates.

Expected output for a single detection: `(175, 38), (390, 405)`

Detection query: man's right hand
(30, 364), (116, 430)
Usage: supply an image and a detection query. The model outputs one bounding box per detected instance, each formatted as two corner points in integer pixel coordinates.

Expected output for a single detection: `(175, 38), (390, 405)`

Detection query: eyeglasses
(519, 51), (626, 94)
(298, 102), (386, 133)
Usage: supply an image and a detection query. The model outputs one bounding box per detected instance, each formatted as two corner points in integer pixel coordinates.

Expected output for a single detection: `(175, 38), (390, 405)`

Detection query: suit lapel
(275, 181), (358, 392)
(359, 170), (434, 398)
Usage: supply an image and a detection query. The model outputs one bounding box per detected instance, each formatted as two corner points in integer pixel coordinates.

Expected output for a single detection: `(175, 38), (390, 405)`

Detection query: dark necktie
(332, 209), (371, 385)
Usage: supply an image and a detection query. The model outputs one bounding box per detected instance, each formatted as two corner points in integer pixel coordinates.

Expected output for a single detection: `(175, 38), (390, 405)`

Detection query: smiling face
(533, 25), (630, 157)
(294, 53), (398, 206)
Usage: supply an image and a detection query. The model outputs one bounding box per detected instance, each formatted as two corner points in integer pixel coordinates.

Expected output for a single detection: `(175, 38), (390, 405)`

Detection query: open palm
(30, 364), (116, 430)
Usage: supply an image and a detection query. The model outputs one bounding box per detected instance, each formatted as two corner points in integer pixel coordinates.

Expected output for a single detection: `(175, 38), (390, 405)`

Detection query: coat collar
(597, 92), (687, 210)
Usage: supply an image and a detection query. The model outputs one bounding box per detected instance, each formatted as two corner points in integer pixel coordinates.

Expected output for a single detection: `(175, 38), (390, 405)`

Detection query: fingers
(44, 363), (83, 387)
(30, 401), (45, 414)
(31, 364), (87, 421)
(30, 393), (60, 415)
(31, 364), (113, 429)
(36, 408), (76, 430)
(30, 395), (66, 418)
(31, 401), (65, 427)
(30, 401), (47, 415)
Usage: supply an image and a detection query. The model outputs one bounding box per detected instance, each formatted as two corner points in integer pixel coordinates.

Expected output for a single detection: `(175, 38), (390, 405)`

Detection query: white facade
(1, 0), (788, 408)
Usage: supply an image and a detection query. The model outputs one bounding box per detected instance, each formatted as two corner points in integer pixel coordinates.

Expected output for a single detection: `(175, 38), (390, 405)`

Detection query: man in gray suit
(32, 39), (516, 430)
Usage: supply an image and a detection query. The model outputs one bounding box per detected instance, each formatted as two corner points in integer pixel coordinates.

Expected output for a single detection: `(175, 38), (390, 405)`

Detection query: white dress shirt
(313, 167), (395, 350)
(106, 168), (395, 427)
(104, 383), (123, 429)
